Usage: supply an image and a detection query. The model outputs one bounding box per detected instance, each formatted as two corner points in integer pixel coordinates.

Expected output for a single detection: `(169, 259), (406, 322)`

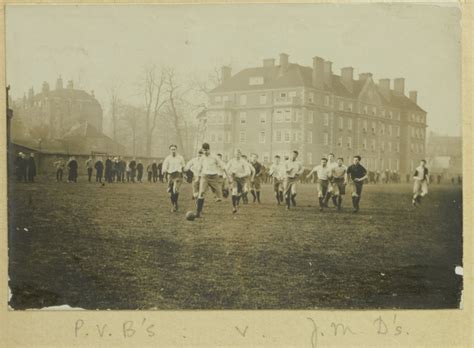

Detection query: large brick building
(200, 53), (427, 175)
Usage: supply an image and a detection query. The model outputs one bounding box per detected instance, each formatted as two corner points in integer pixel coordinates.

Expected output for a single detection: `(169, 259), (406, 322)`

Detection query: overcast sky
(6, 3), (461, 136)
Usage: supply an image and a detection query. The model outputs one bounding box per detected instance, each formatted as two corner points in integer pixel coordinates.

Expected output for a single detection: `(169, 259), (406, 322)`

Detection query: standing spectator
(67, 156), (78, 183)
(406, 173), (410, 183)
(113, 157), (121, 182)
(14, 152), (26, 182)
(95, 157), (104, 183)
(375, 171), (380, 184)
(119, 156), (126, 183)
(129, 158), (137, 183)
(85, 156), (94, 182)
(152, 160), (158, 183)
(437, 174), (442, 184)
(53, 158), (65, 182)
(147, 162), (153, 182)
(27, 153), (37, 182)
(137, 160), (144, 182)
(105, 156), (113, 183)
(126, 161), (132, 182)
(457, 175), (462, 185)
(157, 160), (163, 182)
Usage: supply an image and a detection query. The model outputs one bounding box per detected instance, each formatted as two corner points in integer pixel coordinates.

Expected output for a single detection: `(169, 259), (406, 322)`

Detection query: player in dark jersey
(346, 155), (368, 213)
(250, 153), (263, 203)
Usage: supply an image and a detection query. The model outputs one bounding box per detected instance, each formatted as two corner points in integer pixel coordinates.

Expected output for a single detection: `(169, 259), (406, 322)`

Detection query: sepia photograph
(5, 3), (463, 310)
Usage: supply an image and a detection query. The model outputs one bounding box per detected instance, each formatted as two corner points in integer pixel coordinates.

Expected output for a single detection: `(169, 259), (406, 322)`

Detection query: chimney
(42, 81), (50, 94)
(359, 73), (373, 82)
(221, 66), (232, 82)
(67, 80), (74, 89)
(56, 75), (63, 90)
(263, 58), (275, 68)
(279, 53), (289, 70)
(312, 56), (324, 89)
(323, 61), (333, 87)
(394, 78), (405, 95)
(378, 78), (391, 100)
(409, 90), (418, 103)
(340, 67), (354, 92)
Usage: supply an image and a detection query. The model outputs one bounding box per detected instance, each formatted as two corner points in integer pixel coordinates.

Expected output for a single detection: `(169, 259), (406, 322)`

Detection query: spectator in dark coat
(14, 152), (27, 182)
(147, 163), (153, 182)
(157, 161), (163, 182)
(67, 156), (78, 183)
(137, 160), (144, 182)
(152, 160), (158, 183)
(105, 157), (113, 183)
(129, 158), (137, 183)
(95, 157), (104, 183)
(119, 157), (126, 183)
(27, 153), (37, 182)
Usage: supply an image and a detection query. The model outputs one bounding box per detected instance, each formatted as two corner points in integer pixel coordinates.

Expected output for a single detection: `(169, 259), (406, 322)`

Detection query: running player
(241, 154), (255, 205)
(268, 155), (285, 205)
(324, 152), (338, 206)
(162, 144), (186, 212)
(412, 159), (430, 207)
(184, 150), (203, 200)
(283, 150), (304, 210)
(346, 155), (368, 213)
(194, 143), (228, 218)
(226, 149), (252, 213)
(306, 157), (332, 211)
(331, 157), (347, 210)
(250, 153), (263, 203)
(216, 153), (228, 200)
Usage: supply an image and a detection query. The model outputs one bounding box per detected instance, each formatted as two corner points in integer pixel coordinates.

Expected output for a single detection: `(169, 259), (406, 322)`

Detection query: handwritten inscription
(74, 319), (155, 339)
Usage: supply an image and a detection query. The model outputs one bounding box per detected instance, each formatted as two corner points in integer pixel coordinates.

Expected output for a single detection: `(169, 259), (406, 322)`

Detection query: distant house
(426, 132), (462, 175)
(202, 53), (427, 175)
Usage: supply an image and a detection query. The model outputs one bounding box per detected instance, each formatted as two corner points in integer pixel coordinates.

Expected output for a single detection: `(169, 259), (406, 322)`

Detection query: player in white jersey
(283, 150), (305, 210)
(330, 157), (347, 210)
(306, 157), (333, 211)
(194, 143), (228, 217)
(226, 149), (252, 213)
(162, 144), (186, 212)
(241, 154), (255, 205)
(216, 153), (229, 200)
(184, 150), (203, 200)
(324, 153), (338, 206)
(268, 155), (286, 205)
(412, 159), (430, 207)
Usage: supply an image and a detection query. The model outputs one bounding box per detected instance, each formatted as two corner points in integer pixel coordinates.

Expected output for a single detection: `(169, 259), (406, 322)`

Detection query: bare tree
(108, 84), (121, 141)
(140, 65), (167, 157)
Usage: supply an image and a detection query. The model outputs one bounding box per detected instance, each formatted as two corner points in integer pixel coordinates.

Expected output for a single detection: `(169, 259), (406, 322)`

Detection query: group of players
(160, 142), (430, 218)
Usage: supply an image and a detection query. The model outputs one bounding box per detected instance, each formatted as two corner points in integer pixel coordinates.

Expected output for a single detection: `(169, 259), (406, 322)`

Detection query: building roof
(211, 63), (425, 112)
(63, 121), (105, 138)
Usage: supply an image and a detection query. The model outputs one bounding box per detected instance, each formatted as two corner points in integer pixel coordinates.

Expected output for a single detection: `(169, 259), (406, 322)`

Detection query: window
(308, 111), (314, 124)
(263, 153), (270, 163)
(388, 111), (393, 119)
(280, 92), (287, 98)
(217, 133), (223, 143)
(388, 125), (392, 136)
(275, 110), (283, 123)
(421, 131), (425, 139)
(239, 131), (246, 143)
(307, 152), (313, 165)
(289, 91), (297, 98)
(381, 158), (385, 170)
(339, 101), (344, 111)
(388, 141), (392, 152)
(215, 95), (222, 103)
(260, 94), (267, 105)
(223, 95), (229, 102)
(348, 103), (353, 112)
(380, 124), (385, 135)
(292, 131), (297, 142)
(225, 114), (231, 124)
(396, 159), (399, 171)
(218, 114), (224, 124)
(364, 105), (368, 114)
(210, 133), (216, 142)
(249, 77), (264, 85)
(396, 126), (400, 137)
(276, 130), (282, 142)
(382, 109), (386, 118)
(388, 158), (392, 170)
(348, 118), (353, 130)
(338, 117), (343, 130)
(323, 132), (329, 145)
(323, 113), (329, 126)
(347, 136), (352, 149)
(396, 142), (400, 152)
(324, 95), (330, 106)
(363, 138), (367, 149)
(371, 139), (376, 150)
(259, 131), (266, 143)
(239, 112), (247, 124)
(260, 112), (266, 124)
(225, 131), (231, 143)
(284, 109), (291, 122)
(297, 131), (303, 142)
(372, 106), (377, 115)
(337, 136), (343, 147)
(381, 141), (385, 152)
(240, 94), (247, 105)
(363, 120), (368, 132)
(284, 130), (291, 143)
(371, 121), (376, 134)
(307, 131), (313, 144)
(309, 93), (314, 103)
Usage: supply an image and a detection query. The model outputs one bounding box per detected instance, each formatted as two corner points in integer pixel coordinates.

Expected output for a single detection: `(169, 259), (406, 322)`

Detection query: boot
(352, 196), (357, 212)
(170, 193), (176, 212)
(236, 195), (241, 206)
(279, 191), (284, 203)
(232, 195), (238, 213)
(337, 196), (342, 210)
(318, 197), (324, 211)
(275, 192), (280, 205)
(286, 195), (291, 210)
(243, 192), (248, 204)
(332, 195), (338, 207)
(256, 191), (261, 203)
(323, 194), (330, 208)
(196, 198), (204, 217)
(174, 193), (179, 211)
(291, 194), (297, 207)
(251, 190), (257, 202)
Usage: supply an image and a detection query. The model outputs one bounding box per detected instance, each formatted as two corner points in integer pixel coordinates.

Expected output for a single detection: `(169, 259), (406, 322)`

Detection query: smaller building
(426, 132), (462, 177)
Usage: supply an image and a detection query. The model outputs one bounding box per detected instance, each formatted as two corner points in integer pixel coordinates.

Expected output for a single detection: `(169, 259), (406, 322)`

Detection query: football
(185, 211), (196, 221)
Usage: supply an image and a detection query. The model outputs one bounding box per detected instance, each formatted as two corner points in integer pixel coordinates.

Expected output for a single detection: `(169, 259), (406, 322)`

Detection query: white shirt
(285, 160), (304, 178)
(312, 165), (332, 180)
(197, 154), (226, 176)
(332, 164), (347, 179)
(414, 166), (428, 181)
(184, 157), (201, 175)
(226, 158), (251, 178)
(162, 154), (185, 174)
(269, 163), (286, 180)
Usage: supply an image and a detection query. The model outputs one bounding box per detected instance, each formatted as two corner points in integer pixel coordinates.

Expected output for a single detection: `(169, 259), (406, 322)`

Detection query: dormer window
(249, 77), (264, 85)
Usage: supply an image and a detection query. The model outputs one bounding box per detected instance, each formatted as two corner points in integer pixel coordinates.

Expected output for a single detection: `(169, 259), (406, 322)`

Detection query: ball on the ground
(185, 211), (196, 221)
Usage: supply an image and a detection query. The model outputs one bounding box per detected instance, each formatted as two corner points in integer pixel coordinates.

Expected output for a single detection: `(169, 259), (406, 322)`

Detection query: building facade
(201, 54), (427, 175)
(426, 132), (462, 176)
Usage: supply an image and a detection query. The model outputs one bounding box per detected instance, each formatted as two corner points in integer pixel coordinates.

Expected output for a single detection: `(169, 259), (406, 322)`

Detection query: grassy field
(8, 176), (463, 310)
